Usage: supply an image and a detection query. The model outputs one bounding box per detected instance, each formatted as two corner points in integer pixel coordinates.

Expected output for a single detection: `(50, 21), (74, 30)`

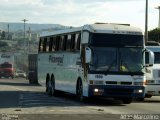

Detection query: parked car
(15, 70), (26, 78)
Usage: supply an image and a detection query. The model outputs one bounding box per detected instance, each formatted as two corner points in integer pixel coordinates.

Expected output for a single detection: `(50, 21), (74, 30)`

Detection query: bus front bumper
(88, 85), (145, 98)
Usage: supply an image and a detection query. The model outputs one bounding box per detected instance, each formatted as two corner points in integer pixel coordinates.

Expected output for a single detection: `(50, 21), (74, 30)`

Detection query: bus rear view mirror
(85, 47), (91, 63)
(144, 49), (154, 67)
(82, 31), (89, 44)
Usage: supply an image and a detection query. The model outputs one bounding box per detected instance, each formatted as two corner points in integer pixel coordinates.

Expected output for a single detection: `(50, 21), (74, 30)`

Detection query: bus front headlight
(134, 89), (143, 93)
(89, 80), (104, 85)
(134, 80), (146, 86)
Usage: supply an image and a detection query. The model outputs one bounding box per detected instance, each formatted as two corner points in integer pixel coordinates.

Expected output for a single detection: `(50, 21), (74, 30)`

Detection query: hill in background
(0, 22), (68, 32)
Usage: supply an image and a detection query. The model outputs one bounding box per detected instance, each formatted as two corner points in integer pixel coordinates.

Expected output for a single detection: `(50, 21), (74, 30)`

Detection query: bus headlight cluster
(134, 80), (146, 86)
(94, 88), (104, 95)
(134, 89), (143, 93)
(89, 80), (104, 85)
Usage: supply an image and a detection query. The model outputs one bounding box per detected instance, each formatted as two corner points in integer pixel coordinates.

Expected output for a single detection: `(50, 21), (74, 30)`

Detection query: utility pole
(156, 6), (160, 28)
(7, 24), (9, 40)
(21, 19), (28, 52)
(28, 27), (31, 54)
(145, 0), (148, 44)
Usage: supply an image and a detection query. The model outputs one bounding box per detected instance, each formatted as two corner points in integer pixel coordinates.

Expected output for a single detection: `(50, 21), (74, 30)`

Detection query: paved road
(0, 78), (160, 120)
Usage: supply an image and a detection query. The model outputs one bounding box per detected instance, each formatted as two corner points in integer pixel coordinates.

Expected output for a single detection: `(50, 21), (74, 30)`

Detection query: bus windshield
(90, 47), (143, 74)
(154, 52), (160, 64)
(89, 33), (143, 47)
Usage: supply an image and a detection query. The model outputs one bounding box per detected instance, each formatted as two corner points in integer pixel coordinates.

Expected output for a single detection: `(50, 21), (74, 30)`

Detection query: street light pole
(156, 6), (160, 28)
(21, 19), (28, 52)
(145, 0), (148, 44)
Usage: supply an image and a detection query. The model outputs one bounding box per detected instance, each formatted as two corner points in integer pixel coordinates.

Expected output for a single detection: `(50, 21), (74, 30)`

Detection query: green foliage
(148, 28), (160, 42)
(0, 41), (8, 47)
(1, 31), (6, 39)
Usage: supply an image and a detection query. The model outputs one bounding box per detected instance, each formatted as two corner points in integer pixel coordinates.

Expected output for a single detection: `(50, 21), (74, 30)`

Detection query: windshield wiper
(105, 59), (116, 75)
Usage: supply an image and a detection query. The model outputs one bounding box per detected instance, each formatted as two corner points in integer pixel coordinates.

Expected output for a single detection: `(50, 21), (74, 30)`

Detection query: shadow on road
(0, 78), (41, 87)
(2, 78), (160, 109)
(0, 90), (126, 109)
(0, 91), (20, 108)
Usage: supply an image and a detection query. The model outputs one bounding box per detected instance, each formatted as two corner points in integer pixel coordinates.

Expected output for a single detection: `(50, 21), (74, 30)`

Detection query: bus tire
(76, 79), (84, 102)
(46, 75), (55, 96)
(50, 75), (56, 96)
(122, 98), (132, 104)
(136, 97), (144, 101)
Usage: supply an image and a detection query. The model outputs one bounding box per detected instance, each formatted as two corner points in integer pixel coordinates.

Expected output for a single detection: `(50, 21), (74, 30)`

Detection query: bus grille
(106, 81), (132, 85)
(105, 88), (133, 95)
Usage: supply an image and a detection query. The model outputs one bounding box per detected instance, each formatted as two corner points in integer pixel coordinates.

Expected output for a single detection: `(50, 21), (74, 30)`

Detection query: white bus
(145, 46), (160, 98)
(38, 23), (154, 104)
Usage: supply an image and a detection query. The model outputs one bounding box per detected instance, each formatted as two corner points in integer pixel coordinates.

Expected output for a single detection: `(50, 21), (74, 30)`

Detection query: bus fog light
(94, 88), (99, 92)
(138, 89), (143, 93)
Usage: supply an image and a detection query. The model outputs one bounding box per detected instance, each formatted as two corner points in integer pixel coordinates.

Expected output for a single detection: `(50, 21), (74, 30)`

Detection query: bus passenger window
(62, 35), (67, 51)
(61, 36), (64, 51)
(59, 36), (62, 51)
(66, 35), (71, 51)
(76, 33), (81, 50)
(61, 35), (67, 51)
(70, 34), (76, 51)
(39, 38), (43, 52)
(55, 36), (60, 51)
(49, 37), (53, 52)
(52, 37), (56, 51)
(43, 38), (47, 52)
(46, 38), (50, 52)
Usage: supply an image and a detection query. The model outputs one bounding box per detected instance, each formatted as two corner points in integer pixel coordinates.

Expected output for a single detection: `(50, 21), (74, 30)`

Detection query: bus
(145, 46), (160, 98)
(38, 23), (154, 104)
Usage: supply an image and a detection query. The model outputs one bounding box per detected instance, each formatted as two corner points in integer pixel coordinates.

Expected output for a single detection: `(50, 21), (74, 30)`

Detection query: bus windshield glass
(154, 52), (160, 64)
(89, 33), (143, 47)
(90, 47), (143, 74)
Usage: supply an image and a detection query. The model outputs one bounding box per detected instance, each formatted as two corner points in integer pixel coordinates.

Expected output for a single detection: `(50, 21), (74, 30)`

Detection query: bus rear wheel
(46, 77), (55, 96)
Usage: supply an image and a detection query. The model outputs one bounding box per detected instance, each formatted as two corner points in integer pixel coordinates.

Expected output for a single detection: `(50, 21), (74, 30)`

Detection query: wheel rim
(50, 80), (55, 95)
(77, 81), (83, 101)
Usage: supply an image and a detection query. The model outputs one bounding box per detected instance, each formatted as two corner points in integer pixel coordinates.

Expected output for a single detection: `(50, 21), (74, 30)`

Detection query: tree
(148, 28), (160, 42)
(1, 31), (6, 40)
(0, 41), (8, 47)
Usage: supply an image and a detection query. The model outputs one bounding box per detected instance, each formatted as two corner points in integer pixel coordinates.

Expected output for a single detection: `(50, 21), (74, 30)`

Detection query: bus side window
(61, 36), (64, 51)
(52, 37), (56, 51)
(76, 33), (81, 50)
(62, 35), (67, 51)
(66, 34), (71, 51)
(39, 38), (43, 52)
(55, 36), (60, 51)
(71, 34), (76, 51)
(43, 38), (47, 52)
(49, 37), (53, 52)
(46, 38), (50, 52)
(59, 36), (62, 51)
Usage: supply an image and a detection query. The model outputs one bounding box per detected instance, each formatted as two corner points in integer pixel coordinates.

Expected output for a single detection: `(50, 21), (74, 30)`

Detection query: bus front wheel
(76, 80), (84, 102)
(122, 98), (132, 104)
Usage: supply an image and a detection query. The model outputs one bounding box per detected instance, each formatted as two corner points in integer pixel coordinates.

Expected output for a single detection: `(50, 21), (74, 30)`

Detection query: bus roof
(40, 23), (143, 37)
(146, 46), (160, 52)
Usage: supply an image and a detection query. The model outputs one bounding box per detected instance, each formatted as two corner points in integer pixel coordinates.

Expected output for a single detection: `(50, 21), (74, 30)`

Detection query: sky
(0, 0), (159, 31)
